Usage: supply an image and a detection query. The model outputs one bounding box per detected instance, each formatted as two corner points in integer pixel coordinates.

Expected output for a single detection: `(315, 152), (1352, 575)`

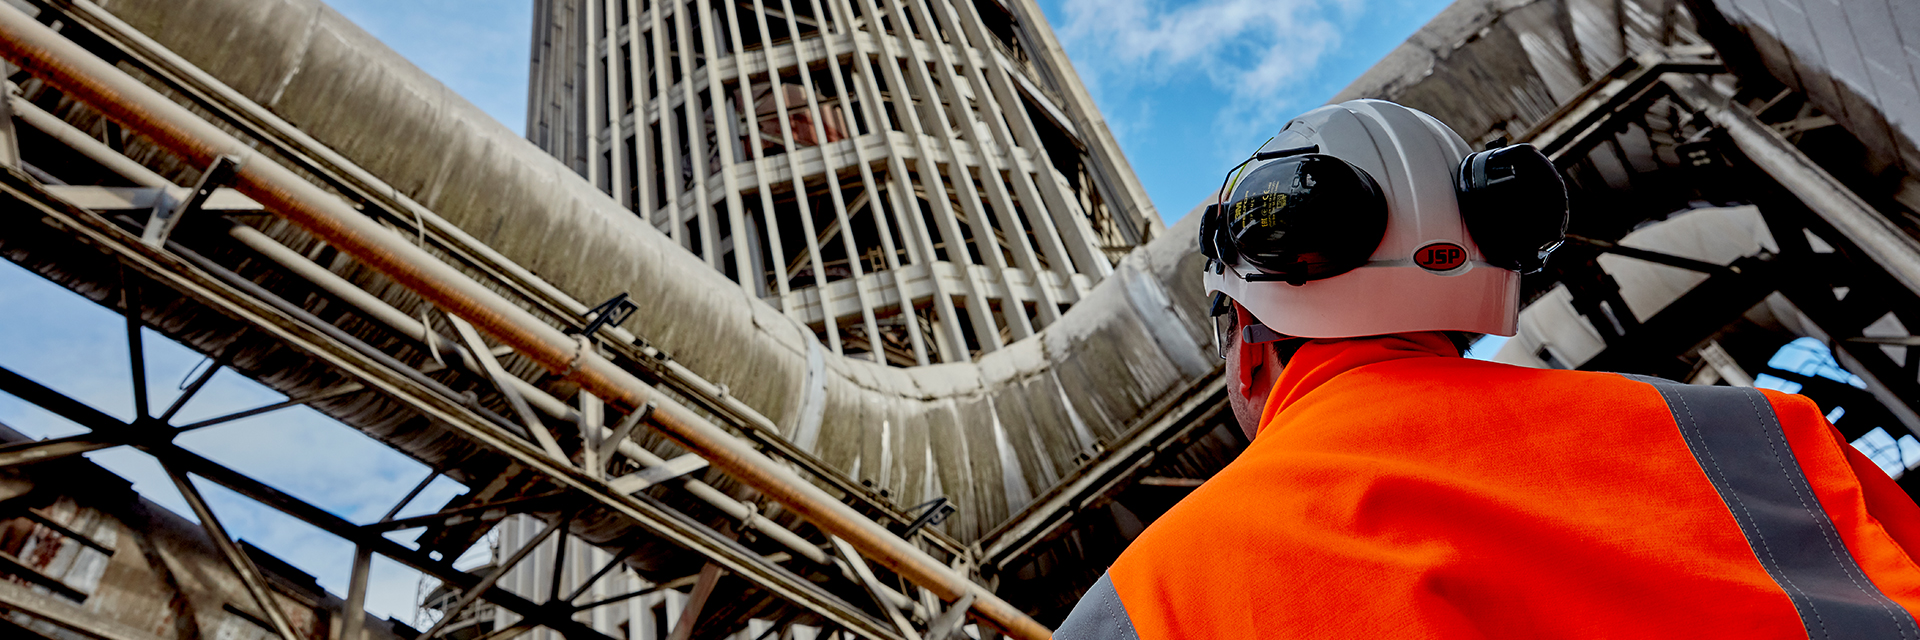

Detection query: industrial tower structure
(495, 1), (1166, 636)
(522, 0), (1157, 367)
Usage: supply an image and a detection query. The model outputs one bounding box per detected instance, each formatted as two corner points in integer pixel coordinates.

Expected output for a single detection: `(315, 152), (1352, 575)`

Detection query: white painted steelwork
(527, 0), (1158, 366)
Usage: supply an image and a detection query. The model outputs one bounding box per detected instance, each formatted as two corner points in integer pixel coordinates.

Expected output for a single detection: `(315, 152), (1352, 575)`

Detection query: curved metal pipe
(0, 4), (1025, 635)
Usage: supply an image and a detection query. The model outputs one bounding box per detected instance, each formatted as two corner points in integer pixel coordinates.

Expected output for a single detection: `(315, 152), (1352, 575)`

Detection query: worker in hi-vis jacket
(1055, 99), (1920, 639)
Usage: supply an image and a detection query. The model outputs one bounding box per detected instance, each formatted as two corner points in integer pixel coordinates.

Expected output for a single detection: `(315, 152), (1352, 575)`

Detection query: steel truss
(1519, 48), (1920, 493)
(0, 1), (1036, 639)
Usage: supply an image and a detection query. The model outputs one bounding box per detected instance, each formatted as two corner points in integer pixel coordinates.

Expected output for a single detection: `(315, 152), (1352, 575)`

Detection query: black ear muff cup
(1221, 154), (1389, 283)
(1199, 203), (1238, 271)
(1456, 143), (1569, 273)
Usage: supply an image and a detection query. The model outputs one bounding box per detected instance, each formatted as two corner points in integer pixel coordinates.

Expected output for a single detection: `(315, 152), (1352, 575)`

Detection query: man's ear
(1235, 343), (1265, 396)
(1236, 303), (1267, 393)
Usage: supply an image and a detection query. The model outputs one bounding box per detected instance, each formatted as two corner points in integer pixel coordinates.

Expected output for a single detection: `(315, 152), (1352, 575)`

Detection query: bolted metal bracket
(900, 496), (955, 539)
(570, 292), (639, 343)
(142, 154), (238, 248)
(607, 452), (708, 495)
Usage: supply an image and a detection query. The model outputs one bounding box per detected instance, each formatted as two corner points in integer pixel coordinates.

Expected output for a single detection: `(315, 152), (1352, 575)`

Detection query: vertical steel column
(800, 3), (930, 363)
(624, 0), (656, 215)
(340, 548), (374, 640)
(847, 0), (1001, 355)
(586, 0), (604, 194)
(750, 0), (845, 354)
(689, 0), (755, 291)
(601, 0), (629, 204)
(770, 1), (887, 357)
(647, 0), (685, 242)
(669, 0), (718, 264)
(901, 0), (1052, 335)
(951, 0), (1109, 284)
(714, 0), (795, 310)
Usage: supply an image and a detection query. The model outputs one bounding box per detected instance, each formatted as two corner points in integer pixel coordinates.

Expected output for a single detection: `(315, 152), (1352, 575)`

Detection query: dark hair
(1445, 331), (1480, 356)
(1272, 331), (1478, 366)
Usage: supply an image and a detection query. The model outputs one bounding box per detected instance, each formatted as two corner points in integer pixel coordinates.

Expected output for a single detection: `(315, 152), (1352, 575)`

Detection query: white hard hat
(1200, 99), (1567, 351)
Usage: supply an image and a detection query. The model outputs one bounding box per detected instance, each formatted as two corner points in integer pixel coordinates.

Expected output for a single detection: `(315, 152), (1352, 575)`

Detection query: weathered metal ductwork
(73, 0), (1216, 546)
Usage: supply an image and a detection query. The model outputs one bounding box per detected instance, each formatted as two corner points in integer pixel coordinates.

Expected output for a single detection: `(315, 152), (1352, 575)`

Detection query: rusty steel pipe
(0, 5), (1048, 639)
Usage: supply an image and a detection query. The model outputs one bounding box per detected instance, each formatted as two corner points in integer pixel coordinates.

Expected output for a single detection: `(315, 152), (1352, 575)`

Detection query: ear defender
(1219, 154), (1390, 284)
(1455, 143), (1569, 273)
(1199, 203), (1238, 273)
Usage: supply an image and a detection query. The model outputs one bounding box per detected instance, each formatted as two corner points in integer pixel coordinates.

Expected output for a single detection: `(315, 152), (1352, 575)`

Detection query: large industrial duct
(77, 0), (1218, 548)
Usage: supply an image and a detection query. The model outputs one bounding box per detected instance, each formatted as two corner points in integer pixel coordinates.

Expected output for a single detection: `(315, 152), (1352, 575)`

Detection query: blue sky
(319, 0), (1456, 224)
(1035, 0), (1453, 220)
(0, 0), (1454, 621)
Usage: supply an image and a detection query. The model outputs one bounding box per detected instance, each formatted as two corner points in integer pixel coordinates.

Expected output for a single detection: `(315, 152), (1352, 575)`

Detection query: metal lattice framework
(0, 1), (1057, 638)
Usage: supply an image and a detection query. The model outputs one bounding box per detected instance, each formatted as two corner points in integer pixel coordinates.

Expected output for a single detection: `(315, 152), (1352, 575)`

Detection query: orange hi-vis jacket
(1056, 333), (1920, 639)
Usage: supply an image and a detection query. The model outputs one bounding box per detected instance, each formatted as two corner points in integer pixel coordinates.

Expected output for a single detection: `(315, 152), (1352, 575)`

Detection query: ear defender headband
(1200, 141), (1568, 283)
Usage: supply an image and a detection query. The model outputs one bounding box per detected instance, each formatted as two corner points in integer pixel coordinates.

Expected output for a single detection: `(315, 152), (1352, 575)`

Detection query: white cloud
(1055, 0), (1347, 153)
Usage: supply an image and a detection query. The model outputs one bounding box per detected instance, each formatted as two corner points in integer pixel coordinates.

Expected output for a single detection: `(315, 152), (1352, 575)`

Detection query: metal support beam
(158, 360), (221, 424)
(447, 314), (569, 461)
(546, 511), (572, 603)
(599, 401), (651, 474)
(0, 361), (619, 640)
(0, 81), (18, 169)
(926, 592), (976, 640)
(170, 383), (365, 431)
(1563, 234), (1740, 276)
(120, 266), (149, 421)
(608, 453), (709, 495)
(1579, 256), (1779, 374)
(339, 547), (373, 640)
(141, 154), (236, 248)
(565, 544), (640, 605)
(1668, 75), (1920, 299)
(569, 569), (704, 612)
(831, 537), (922, 640)
(579, 392), (603, 479)
(0, 432), (125, 469)
(421, 516), (561, 640)
(363, 493), (569, 533)
(385, 471), (439, 521)
(162, 461), (302, 640)
(666, 563), (725, 640)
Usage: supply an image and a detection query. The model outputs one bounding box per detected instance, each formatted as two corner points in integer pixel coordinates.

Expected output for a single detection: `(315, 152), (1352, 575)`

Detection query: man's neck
(1255, 332), (1461, 437)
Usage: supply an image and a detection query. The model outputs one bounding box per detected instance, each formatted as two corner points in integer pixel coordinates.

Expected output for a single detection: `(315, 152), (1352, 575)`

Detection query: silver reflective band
(1622, 374), (1918, 638)
(1056, 573), (1143, 640)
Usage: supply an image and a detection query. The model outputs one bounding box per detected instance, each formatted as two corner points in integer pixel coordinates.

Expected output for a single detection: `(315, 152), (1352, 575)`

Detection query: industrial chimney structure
(521, 0), (1158, 367)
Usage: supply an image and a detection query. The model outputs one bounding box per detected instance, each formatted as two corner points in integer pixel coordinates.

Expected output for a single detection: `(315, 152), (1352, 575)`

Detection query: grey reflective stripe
(1056, 573), (1142, 640)
(1624, 374), (1919, 639)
